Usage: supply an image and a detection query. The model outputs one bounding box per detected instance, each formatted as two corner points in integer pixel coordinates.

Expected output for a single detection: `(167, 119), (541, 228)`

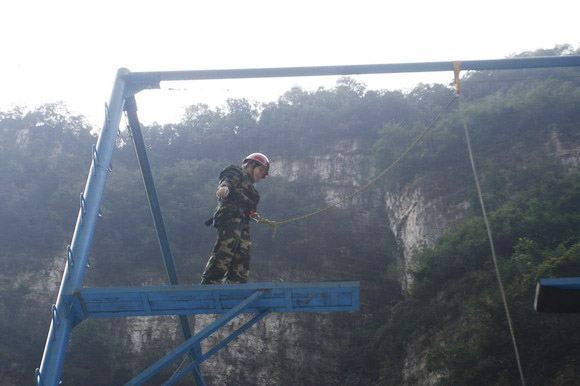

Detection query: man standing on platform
(201, 153), (270, 284)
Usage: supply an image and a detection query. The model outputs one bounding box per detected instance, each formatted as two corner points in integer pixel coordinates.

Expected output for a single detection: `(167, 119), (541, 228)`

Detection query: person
(201, 153), (270, 284)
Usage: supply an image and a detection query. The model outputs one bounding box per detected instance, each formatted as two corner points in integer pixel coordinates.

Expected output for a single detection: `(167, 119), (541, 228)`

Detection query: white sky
(1, 0), (578, 127)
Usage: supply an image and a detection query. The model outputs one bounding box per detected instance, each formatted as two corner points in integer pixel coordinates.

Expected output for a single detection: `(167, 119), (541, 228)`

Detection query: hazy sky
(2, 0), (578, 127)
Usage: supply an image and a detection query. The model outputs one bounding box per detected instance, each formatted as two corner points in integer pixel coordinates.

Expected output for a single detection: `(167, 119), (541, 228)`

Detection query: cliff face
(383, 126), (580, 385)
(384, 186), (470, 289)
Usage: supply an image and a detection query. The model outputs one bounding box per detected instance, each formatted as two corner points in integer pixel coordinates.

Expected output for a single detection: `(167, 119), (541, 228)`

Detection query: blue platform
(68, 281), (360, 385)
(83, 281), (360, 385)
(534, 278), (580, 313)
(75, 281), (359, 319)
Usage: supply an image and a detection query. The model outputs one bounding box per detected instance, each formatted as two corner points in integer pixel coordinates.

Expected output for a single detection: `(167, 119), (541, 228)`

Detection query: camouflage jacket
(210, 165), (260, 226)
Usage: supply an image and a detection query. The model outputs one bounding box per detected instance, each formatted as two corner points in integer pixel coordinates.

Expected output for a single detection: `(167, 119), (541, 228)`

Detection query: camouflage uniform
(201, 165), (260, 284)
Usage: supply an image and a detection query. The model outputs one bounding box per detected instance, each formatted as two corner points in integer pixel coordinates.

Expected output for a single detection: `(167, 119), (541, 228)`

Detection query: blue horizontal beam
(76, 281), (359, 319)
(534, 278), (580, 313)
(122, 55), (580, 90)
(537, 277), (580, 289)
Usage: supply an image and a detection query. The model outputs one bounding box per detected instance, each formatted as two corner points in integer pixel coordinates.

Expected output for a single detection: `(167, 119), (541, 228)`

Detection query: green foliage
(376, 173), (580, 385)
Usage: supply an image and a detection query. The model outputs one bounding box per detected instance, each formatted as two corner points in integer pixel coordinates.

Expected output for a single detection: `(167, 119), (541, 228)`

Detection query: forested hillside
(1, 45), (579, 385)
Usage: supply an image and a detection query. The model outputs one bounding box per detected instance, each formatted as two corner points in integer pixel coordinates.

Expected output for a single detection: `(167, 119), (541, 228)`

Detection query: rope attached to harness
(251, 213), (279, 238)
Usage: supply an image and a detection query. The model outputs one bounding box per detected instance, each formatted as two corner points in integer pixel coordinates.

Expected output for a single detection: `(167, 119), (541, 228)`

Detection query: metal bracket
(105, 103), (110, 127)
(123, 76), (161, 97)
(92, 145), (99, 176)
(51, 305), (61, 341)
(92, 144), (112, 174)
(66, 245), (74, 268)
(64, 294), (87, 327)
(52, 305), (61, 327)
(35, 368), (43, 386)
(79, 193), (87, 225)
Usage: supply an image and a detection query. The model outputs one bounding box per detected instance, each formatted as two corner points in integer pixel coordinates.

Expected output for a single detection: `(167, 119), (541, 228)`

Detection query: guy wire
(460, 98), (527, 386)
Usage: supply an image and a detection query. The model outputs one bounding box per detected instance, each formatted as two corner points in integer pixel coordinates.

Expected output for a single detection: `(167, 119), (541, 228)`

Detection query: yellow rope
(258, 93), (458, 235)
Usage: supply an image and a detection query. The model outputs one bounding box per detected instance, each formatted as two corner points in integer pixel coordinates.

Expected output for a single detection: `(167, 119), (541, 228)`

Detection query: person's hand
(216, 186), (229, 199)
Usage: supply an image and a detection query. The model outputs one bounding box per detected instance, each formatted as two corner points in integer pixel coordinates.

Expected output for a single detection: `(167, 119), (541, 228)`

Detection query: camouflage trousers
(201, 217), (251, 284)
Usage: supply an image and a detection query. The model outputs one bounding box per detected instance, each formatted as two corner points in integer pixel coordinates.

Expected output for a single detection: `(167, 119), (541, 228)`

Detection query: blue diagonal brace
(164, 309), (270, 386)
(126, 290), (265, 386)
(124, 95), (203, 383)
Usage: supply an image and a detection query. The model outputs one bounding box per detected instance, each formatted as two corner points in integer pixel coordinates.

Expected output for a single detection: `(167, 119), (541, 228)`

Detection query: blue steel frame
(37, 55), (580, 386)
(534, 278), (580, 313)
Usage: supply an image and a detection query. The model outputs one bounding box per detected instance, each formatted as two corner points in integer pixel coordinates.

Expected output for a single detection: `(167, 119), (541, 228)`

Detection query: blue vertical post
(37, 69), (128, 386)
